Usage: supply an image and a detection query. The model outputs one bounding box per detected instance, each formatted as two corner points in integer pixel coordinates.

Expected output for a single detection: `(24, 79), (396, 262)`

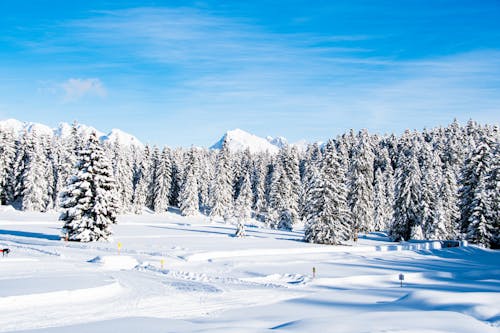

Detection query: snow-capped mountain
(266, 136), (288, 149)
(102, 128), (143, 147)
(0, 119), (142, 147)
(210, 129), (280, 154)
(210, 129), (311, 154)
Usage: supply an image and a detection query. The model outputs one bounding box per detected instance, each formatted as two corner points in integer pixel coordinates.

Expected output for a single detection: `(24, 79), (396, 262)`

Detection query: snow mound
(241, 273), (310, 287)
(0, 282), (122, 311)
(88, 255), (139, 270)
(210, 128), (280, 154)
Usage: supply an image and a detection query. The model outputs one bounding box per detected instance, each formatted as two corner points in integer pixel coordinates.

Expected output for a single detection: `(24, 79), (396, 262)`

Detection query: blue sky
(1, 0), (499, 146)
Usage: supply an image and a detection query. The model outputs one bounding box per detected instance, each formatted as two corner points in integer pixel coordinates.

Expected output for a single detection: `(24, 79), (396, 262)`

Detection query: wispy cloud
(19, 6), (500, 142)
(61, 78), (107, 102)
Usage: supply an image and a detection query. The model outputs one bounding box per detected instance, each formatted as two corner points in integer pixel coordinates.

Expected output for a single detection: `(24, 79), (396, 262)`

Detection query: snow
(100, 128), (143, 148)
(54, 122), (105, 140)
(88, 255), (139, 270)
(0, 207), (499, 333)
(266, 135), (289, 148)
(210, 128), (280, 154)
(0, 118), (140, 147)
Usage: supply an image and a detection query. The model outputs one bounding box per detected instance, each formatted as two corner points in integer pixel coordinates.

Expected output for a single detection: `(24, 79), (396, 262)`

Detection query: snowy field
(0, 206), (499, 333)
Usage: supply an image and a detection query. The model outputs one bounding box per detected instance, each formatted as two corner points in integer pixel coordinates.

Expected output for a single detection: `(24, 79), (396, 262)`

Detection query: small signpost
(399, 273), (404, 287)
(117, 242), (122, 255)
(312, 266), (316, 279)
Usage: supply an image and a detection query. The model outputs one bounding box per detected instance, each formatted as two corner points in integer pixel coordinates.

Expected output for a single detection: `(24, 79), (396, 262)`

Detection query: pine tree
(300, 143), (322, 221)
(419, 140), (442, 239)
(197, 149), (213, 214)
(280, 146), (301, 227)
(132, 145), (152, 213)
(373, 147), (394, 231)
(304, 140), (351, 244)
(348, 130), (375, 233)
(460, 135), (498, 247)
(14, 131), (50, 211)
(266, 159), (283, 228)
(209, 139), (234, 221)
(483, 143), (499, 248)
(430, 166), (460, 240)
(110, 140), (134, 213)
(251, 155), (269, 217)
(390, 137), (422, 241)
(169, 148), (183, 207)
(60, 132), (117, 242)
(0, 128), (16, 205)
(152, 146), (172, 213)
(179, 148), (200, 216)
(234, 169), (252, 237)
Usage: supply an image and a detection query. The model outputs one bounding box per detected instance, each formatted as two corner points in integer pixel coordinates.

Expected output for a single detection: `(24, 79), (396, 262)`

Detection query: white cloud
(61, 78), (107, 102)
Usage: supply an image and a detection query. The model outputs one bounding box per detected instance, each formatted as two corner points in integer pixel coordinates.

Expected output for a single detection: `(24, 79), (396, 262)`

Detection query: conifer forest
(0, 120), (498, 248)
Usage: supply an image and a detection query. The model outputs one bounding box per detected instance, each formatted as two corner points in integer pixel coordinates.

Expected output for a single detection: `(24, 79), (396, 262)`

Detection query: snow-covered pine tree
(232, 148), (252, 201)
(483, 142), (499, 248)
(373, 147), (394, 231)
(179, 147), (200, 216)
(431, 165), (460, 240)
(41, 134), (56, 210)
(110, 140), (134, 213)
(251, 154), (269, 217)
(152, 146), (172, 213)
(459, 134), (498, 247)
(148, 146), (161, 210)
(348, 130), (375, 233)
(280, 146), (301, 227)
(300, 143), (322, 222)
(14, 130), (50, 211)
(304, 140), (351, 244)
(266, 158), (283, 228)
(0, 128), (16, 205)
(60, 132), (118, 242)
(131, 145), (152, 213)
(48, 135), (73, 209)
(419, 139), (442, 240)
(390, 134), (422, 241)
(234, 169), (253, 237)
(209, 138), (234, 221)
(197, 149), (213, 214)
(168, 148), (183, 208)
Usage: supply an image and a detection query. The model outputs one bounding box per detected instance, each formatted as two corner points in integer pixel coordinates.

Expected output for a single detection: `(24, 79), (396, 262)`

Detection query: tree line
(0, 120), (498, 247)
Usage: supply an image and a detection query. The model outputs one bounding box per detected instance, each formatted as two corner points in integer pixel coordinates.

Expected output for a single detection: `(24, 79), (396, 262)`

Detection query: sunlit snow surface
(0, 206), (498, 333)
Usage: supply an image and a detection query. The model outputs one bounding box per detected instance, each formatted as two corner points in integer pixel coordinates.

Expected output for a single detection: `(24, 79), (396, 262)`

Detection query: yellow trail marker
(117, 242), (122, 255)
(160, 259), (165, 270)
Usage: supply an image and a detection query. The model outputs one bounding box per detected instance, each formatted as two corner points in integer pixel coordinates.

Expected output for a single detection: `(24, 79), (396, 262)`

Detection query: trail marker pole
(312, 266), (316, 279)
(117, 242), (122, 255)
(160, 259), (165, 270)
(399, 273), (404, 287)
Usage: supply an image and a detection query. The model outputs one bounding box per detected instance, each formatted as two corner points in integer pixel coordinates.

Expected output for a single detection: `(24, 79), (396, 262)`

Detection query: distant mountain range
(0, 119), (307, 153)
(0, 119), (143, 148)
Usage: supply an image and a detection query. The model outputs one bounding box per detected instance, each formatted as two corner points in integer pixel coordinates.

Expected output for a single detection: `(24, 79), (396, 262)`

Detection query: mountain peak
(210, 129), (280, 154)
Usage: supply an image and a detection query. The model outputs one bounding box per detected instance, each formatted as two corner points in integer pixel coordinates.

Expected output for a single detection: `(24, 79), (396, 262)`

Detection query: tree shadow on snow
(0, 229), (60, 241)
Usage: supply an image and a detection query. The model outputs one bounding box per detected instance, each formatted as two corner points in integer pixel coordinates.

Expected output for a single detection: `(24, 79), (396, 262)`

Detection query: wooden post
(312, 266), (316, 279)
